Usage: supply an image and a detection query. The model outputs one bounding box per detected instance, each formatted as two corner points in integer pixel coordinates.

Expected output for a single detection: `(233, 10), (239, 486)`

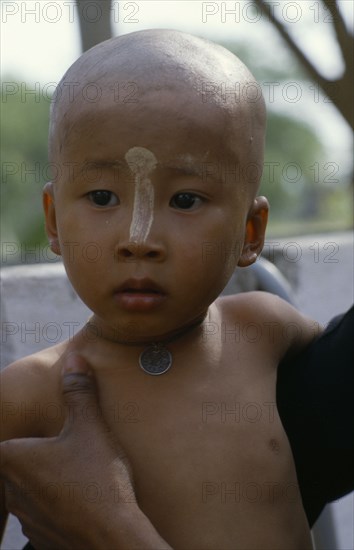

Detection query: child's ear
(43, 182), (61, 256)
(238, 196), (268, 267)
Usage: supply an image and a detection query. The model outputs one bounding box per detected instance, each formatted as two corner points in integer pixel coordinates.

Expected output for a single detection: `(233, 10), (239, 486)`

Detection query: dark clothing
(22, 308), (354, 548)
(277, 305), (354, 526)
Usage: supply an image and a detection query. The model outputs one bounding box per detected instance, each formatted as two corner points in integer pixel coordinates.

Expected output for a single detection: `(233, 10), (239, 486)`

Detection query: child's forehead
(59, 91), (247, 172)
(55, 74), (258, 163)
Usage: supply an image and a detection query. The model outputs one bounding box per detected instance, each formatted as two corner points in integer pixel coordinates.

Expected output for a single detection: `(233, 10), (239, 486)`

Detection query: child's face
(44, 87), (268, 341)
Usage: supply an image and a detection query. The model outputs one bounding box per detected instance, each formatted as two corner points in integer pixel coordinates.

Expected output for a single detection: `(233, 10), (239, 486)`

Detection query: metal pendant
(139, 344), (173, 375)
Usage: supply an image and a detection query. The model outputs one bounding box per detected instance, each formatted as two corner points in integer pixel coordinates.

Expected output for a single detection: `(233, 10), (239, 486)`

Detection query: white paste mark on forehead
(125, 147), (157, 243)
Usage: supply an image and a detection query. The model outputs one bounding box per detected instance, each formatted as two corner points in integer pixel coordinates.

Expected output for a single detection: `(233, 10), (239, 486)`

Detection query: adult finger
(59, 354), (129, 464)
(60, 353), (106, 435)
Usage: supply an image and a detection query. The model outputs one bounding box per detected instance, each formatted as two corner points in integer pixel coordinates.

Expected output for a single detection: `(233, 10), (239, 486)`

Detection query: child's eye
(170, 193), (203, 210)
(88, 190), (119, 207)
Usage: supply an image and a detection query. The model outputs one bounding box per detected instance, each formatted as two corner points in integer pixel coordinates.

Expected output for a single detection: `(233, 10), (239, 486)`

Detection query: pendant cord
(85, 314), (206, 376)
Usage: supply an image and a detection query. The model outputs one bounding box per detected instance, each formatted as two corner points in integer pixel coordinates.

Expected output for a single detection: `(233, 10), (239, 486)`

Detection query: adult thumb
(60, 353), (103, 433)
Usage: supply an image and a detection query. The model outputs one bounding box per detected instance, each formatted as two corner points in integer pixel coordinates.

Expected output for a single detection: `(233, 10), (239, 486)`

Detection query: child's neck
(86, 310), (209, 347)
(81, 311), (209, 376)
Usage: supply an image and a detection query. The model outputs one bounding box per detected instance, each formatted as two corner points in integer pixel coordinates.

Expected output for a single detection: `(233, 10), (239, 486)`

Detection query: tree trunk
(76, 0), (113, 52)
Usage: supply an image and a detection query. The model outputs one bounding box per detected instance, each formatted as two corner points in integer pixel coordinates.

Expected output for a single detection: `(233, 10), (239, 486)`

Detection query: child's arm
(267, 293), (322, 359)
(226, 291), (322, 360)
(0, 355), (57, 543)
(0, 368), (15, 541)
(0, 361), (32, 541)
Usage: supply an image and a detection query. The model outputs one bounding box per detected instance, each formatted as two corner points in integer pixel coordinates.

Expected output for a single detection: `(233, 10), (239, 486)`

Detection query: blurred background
(1, 0), (353, 262)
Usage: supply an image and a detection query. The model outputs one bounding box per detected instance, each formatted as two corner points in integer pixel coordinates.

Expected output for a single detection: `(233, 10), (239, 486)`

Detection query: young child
(1, 29), (317, 548)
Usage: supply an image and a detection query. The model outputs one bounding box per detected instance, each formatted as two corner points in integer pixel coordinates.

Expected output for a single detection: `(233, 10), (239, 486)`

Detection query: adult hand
(0, 354), (171, 550)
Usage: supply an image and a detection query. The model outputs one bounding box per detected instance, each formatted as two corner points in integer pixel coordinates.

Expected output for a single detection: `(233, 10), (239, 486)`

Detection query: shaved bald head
(51, 28), (262, 102)
(49, 29), (266, 196)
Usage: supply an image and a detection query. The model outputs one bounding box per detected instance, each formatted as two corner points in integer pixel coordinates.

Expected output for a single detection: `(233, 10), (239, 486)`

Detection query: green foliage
(1, 78), (51, 258)
(261, 112), (324, 218)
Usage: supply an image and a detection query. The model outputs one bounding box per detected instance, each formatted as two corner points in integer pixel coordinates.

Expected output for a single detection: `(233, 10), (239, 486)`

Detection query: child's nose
(115, 238), (166, 261)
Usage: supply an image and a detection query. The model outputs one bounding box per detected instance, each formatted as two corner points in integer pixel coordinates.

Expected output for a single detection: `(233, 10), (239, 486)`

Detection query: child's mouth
(114, 279), (166, 311)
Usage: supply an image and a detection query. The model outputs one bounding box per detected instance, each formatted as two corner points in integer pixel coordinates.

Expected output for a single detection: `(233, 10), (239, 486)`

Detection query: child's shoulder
(0, 343), (66, 441)
(216, 291), (320, 352)
(218, 290), (313, 323)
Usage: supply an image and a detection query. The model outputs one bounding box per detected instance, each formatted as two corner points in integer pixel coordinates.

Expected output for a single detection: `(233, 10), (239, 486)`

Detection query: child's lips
(114, 279), (166, 311)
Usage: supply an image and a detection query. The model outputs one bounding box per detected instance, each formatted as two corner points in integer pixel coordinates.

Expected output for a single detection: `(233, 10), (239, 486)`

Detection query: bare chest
(96, 352), (308, 548)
